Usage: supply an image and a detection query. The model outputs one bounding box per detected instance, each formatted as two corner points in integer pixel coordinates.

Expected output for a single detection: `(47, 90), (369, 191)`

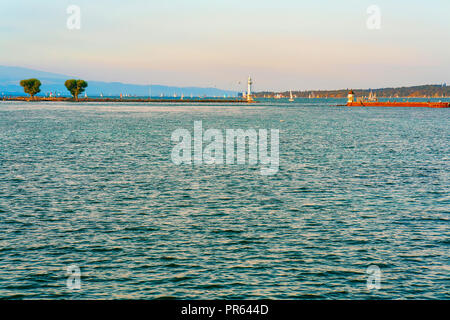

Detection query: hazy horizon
(1, 0), (449, 91)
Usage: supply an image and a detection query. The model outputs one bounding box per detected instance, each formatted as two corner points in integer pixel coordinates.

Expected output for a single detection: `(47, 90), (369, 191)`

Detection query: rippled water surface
(0, 100), (449, 299)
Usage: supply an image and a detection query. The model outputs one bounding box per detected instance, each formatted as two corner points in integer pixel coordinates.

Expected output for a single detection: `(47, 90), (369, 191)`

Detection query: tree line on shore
(19, 78), (88, 101)
(256, 84), (449, 98)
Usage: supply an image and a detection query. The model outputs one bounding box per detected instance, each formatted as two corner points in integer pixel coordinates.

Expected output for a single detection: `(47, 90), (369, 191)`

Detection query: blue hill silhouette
(0, 65), (237, 97)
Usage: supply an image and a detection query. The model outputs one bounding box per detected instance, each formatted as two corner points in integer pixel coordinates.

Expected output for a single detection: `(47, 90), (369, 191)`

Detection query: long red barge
(347, 101), (449, 108)
(346, 90), (449, 108)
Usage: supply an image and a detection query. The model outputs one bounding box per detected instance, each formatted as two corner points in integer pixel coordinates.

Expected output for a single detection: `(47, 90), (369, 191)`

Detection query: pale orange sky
(1, 0), (449, 91)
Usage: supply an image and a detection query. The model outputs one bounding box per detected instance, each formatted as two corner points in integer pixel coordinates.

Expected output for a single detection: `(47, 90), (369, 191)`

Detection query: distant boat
(368, 90), (377, 102)
(289, 91), (294, 102)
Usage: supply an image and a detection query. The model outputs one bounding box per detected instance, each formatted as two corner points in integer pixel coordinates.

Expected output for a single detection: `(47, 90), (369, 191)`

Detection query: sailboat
(289, 91), (294, 102)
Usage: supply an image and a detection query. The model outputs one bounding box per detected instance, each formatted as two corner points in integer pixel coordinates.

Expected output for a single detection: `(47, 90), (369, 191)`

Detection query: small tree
(20, 78), (41, 99)
(65, 79), (88, 101)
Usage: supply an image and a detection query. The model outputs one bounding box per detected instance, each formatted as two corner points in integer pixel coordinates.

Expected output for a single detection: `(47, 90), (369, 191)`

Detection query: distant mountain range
(4, 65), (448, 99)
(0, 66), (237, 97)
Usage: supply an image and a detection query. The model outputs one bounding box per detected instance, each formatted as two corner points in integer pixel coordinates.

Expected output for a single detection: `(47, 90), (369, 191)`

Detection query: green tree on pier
(64, 79), (88, 101)
(19, 78), (41, 99)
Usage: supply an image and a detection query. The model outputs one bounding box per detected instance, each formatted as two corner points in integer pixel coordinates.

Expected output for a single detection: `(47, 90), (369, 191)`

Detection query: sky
(1, 0), (449, 91)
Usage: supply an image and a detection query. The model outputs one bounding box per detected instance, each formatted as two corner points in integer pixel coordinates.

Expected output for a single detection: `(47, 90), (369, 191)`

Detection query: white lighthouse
(347, 89), (355, 104)
(247, 76), (253, 102)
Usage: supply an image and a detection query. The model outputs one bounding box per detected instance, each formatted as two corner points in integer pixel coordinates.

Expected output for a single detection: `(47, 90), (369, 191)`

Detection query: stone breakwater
(2, 96), (251, 103)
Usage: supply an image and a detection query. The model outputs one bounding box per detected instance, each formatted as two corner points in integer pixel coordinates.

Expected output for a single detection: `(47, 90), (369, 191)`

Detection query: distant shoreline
(1, 96), (251, 104)
(256, 84), (449, 99)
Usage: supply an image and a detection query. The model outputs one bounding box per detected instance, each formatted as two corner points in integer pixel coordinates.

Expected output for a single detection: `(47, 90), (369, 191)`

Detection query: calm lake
(0, 100), (448, 299)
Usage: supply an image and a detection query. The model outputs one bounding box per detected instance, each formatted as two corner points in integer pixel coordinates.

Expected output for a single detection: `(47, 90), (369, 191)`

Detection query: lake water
(0, 99), (448, 299)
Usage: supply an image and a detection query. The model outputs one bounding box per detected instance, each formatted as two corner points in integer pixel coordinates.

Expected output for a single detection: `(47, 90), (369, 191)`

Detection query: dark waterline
(0, 100), (448, 299)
